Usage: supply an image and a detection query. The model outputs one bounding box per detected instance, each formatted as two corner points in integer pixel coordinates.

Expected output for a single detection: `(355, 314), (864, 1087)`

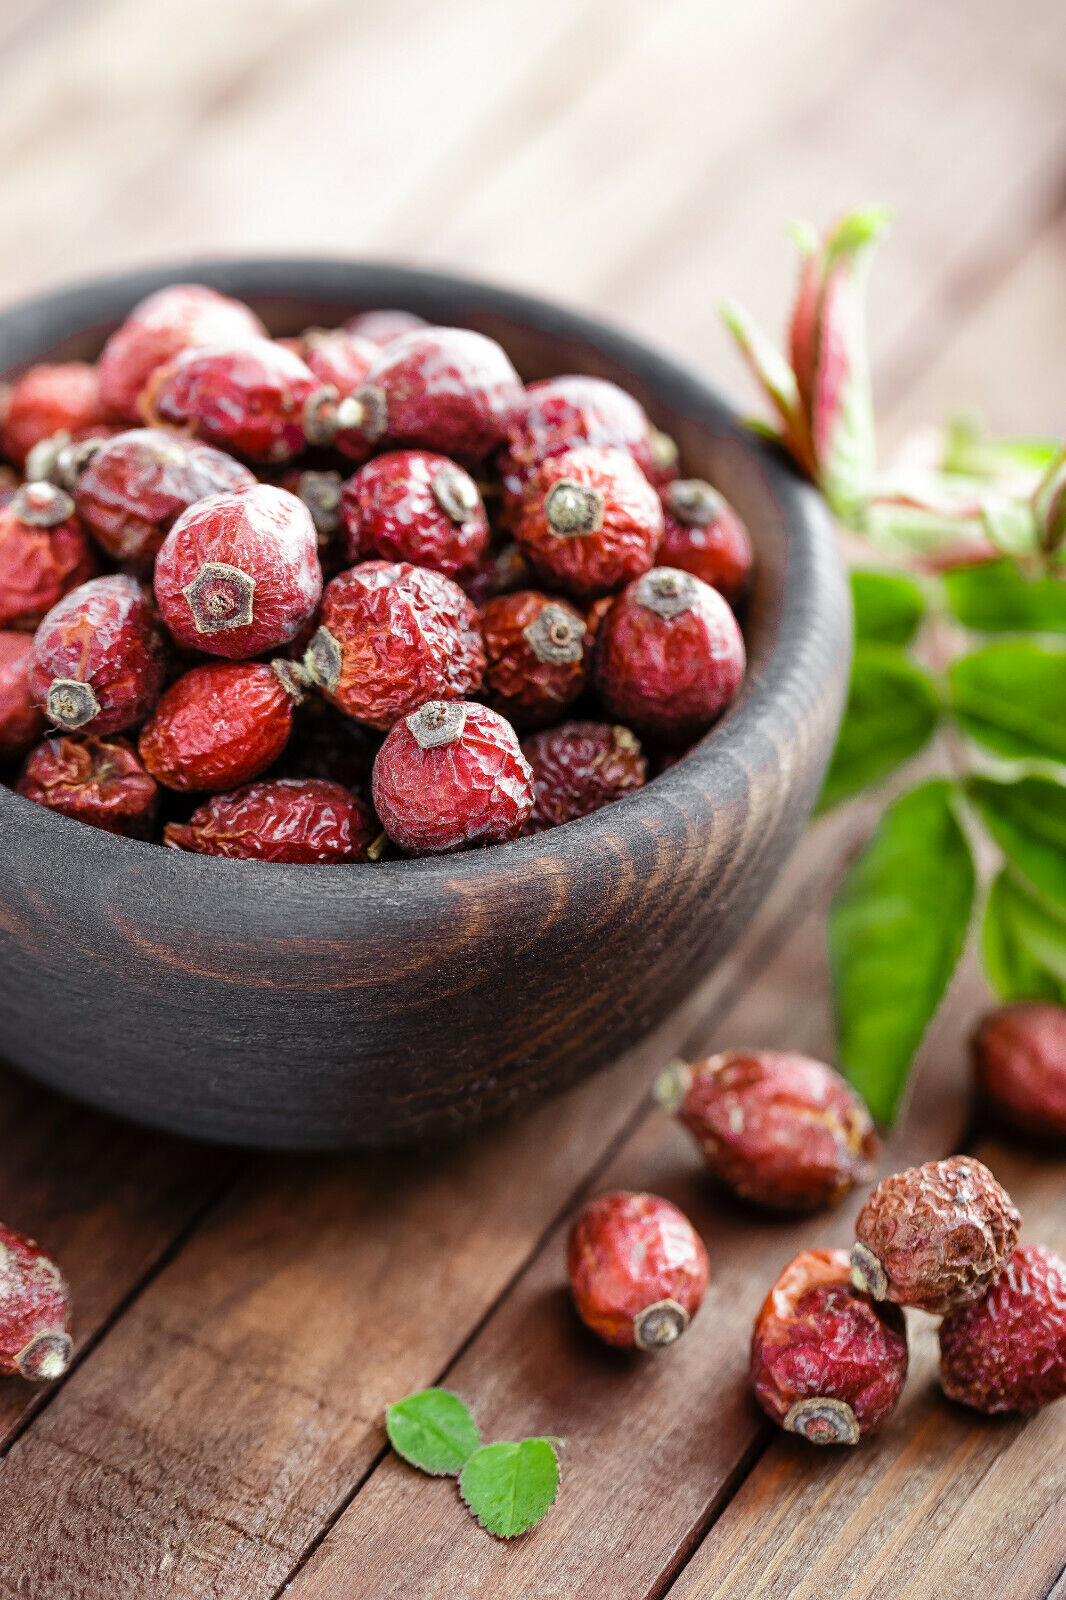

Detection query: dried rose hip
(851, 1156), (1021, 1315)
(0, 631), (45, 758)
(302, 561), (484, 731)
(972, 1001), (1066, 1141)
(165, 778), (377, 863)
(372, 700), (533, 854)
(567, 1190), (709, 1351)
(750, 1249), (908, 1444)
(17, 735), (158, 837)
(339, 449), (490, 578)
(345, 308), (427, 346)
(938, 1244), (1066, 1414)
(143, 338), (320, 463)
(498, 375), (666, 509)
(514, 446), (663, 600)
(279, 327), (376, 394)
(0, 482), (96, 631)
(656, 1051), (877, 1213)
(461, 541), (532, 606)
(659, 479), (754, 605)
(594, 567), (746, 738)
(74, 428), (255, 567)
(153, 484), (321, 659)
(0, 1221), (73, 1381)
(1, 362), (112, 470)
(31, 574), (166, 736)
(97, 283), (266, 420)
(481, 590), (588, 729)
(139, 660), (300, 792)
(522, 720), (646, 832)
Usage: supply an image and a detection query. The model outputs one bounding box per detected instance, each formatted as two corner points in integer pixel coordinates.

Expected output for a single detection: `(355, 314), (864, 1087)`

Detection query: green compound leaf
(385, 1388), (480, 1477)
(949, 641), (1066, 763)
(850, 569), (926, 646)
(459, 1439), (560, 1539)
(829, 780), (975, 1124)
(982, 870), (1066, 1003)
(968, 775), (1066, 914)
(817, 644), (939, 813)
(943, 561), (1066, 634)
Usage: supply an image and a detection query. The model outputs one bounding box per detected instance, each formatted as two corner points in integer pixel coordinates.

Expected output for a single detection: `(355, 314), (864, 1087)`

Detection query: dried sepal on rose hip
(141, 337), (321, 463)
(301, 561), (485, 731)
(0, 631), (46, 759)
(522, 720), (646, 833)
(514, 446), (663, 600)
(481, 590), (589, 729)
(594, 567), (746, 739)
(30, 574), (167, 737)
(339, 449), (490, 578)
(0, 361), (113, 470)
(165, 778), (377, 863)
(567, 1190), (709, 1351)
(851, 1156), (1021, 1315)
(0, 482), (96, 632)
(97, 282), (267, 420)
(372, 700), (533, 855)
(153, 484), (322, 659)
(659, 479), (754, 605)
(656, 1050), (877, 1213)
(750, 1249), (907, 1445)
(938, 1244), (1066, 1414)
(139, 660), (302, 793)
(0, 1221), (73, 1382)
(16, 735), (158, 837)
(971, 1002), (1066, 1142)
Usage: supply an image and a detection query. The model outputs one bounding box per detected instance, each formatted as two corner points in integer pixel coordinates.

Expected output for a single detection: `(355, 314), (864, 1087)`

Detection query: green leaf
(818, 645), (939, 812)
(941, 414), (1060, 483)
(385, 1388), (480, 1477)
(829, 780), (975, 1123)
(850, 570), (926, 646)
(979, 496), (1040, 559)
(943, 561), (1066, 633)
(982, 870), (1066, 1002)
(719, 299), (807, 464)
(968, 775), (1066, 913)
(459, 1439), (560, 1539)
(949, 641), (1066, 762)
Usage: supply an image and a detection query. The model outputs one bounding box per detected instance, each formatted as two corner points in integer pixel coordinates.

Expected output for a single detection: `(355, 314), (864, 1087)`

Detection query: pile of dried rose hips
(0, 285), (753, 862)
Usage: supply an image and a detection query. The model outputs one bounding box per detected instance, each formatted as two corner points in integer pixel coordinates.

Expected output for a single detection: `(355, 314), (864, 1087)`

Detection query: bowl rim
(0, 256), (843, 888)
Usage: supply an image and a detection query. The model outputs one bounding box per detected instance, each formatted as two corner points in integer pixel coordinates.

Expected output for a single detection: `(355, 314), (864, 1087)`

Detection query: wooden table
(2, 1), (1066, 1593)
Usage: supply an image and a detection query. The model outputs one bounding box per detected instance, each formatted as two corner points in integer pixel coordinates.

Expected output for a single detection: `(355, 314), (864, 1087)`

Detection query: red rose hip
(139, 660), (300, 792)
(522, 719), (646, 832)
(372, 700), (533, 854)
(972, 1001), (1066, 1141)
(0, 1222), (73, 1381)
(143, 338), (320, 462)
(0, 631), (46, 758)
(164, 778), (377, 863)
(660, 479), (754, 605)
(751, 1249), (908, 1444)
(515, 446), (663, 599)
(97, 283), (266, 420)
(31, 574), (166, 736)
(567, 1190), (709, 1350)
(594, 567), (746, 738)
(17, 735), (158, 837)
(656, 1050), (876, 1212)
(0, 482), (95, 631)
(938, 1244), (1066, 1414)
(344, 308), (427, 346)
(481, 590), (588, 728)
(340, 449), (489, 577)
(498, 375), (666, 508)
(302, 561), (484, 731)
(1, 362), (112, 470)
(154, 484), (321, 658)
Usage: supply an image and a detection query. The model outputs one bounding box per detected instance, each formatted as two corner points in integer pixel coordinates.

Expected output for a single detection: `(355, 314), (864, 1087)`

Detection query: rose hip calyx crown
(406, 700), (467, 749)
(302, 626), (343, 692)
(182, 561), (257, 633)
(523, 603), (587, 665)
(294, 470), (343, 535)
(634, 567), (699, 619)
(664, 478), (727, 527)
(431, 463), (480, 523)
(12, 481), (75, 528)
(545, 479), (605, 537)
(633, 1298), (690, 1351)
(46, 678), (102, 731)
(784, 1396), (861, 1446)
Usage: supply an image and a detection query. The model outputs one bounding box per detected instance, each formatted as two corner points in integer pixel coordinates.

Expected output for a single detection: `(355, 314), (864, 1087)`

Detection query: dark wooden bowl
(0, 260), (849, 1148)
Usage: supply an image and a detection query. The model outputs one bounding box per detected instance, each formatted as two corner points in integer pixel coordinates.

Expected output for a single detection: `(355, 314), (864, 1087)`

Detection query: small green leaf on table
(943, 561), (1066, 634)
(817, 644), (939, 812)
(829, 780), (975, 1124)
(459, 1439), (560, 1538)
(949, 641), (1066, 762)
(385, 1388), (480, 1477)
(982, 870), (1066, 1003)
(968, 775), (1066, 913)
(850, 570), (926, 646)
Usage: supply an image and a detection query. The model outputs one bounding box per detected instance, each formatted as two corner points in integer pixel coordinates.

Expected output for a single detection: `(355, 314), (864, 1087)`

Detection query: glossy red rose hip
(0, 483), (96, 631)
(372, 700), (533, 854)
(481, 590), (589, 729)
(154, 484), (321, 658)
(522, 719), (646, 832)
(514, 446), (663, 599)
(0, 1221), (73, 1381)
(939, 1244), (1066, 1414)
(139, 661), (300, 792)
(31, 574), (166, 736)
(97, 283), (266, 420)
(498, 375), (664, 509)
(340, 450), (490, 578)
(143, 338), (320, 462)
(17, 735), (158, 837)
(567, 1190), (709, 1350)
(0, 632), (45, 758)
(660, 479), (754, 605)
(165, 778), (377, 863)
(972, 1001), (1066, 1141)
(1, 362), (112, 470)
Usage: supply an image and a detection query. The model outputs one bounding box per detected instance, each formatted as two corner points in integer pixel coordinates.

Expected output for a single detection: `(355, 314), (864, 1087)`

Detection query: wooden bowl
(0, 260), (849, 1148)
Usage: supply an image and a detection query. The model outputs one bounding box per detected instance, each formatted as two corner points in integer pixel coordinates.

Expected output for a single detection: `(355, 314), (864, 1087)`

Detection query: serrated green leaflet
(385, 1388), (479, 1477)
(458, 1439), (560, 1539)
(949, 641), (1066, 762)
(850, 570), (926, 646)
(982, 871), (1066, 1003)
(829, 780), (975, 1124)
(817, 644), (938, 813)
(943, 561), (1066, 634)
(968, 776), (1066, 913)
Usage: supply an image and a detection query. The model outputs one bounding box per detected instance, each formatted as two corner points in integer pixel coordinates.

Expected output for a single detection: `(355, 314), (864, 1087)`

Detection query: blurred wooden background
(2, 1), (1066, 1596)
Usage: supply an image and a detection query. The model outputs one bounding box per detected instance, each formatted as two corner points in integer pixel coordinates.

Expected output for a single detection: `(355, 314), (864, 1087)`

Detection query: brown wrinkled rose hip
(567, 1190), (709, 1350)
(97, 282), (266, 420)
(660, 479), (754, 605)
(656, 1050), (876, 1212)
(751, 1249), (908, 1444)
(143, 337), (321, 463)
(0, 482), (96, 631)
(30, 574), (167, 736)
(0, 362), (113, 470)
(851, 1156), (1021, 1314)
(17, 736), (158, 837)
(481, 590), (589, 729)
(139, 661), (301, 793)
(339, 449), (490, 578)
(0, 632), (46, 758)
(522, 719), (646, 832)
(165, 778), (377, 863)
(515, 445), (664, 600)
(938, 1244), (1066, 1414)
(972, 1001), (1066, 1141)
(0, 1221), (73, 1381)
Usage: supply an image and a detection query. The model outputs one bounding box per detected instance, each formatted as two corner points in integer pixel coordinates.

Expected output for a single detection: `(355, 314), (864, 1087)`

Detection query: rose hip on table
(142, 338), (322, 463)
(17, 735), (158, 837)
(153, 484), (321, 658)
(514, 445), (664, 599)
(566, 1189), (709, 1351)
(750, 1248), (908, 1444)
(0, 362), (113, 470)
(659, 479), (754, 605)
(97, 283), (267, 420)
(656, 1050), (877, 1212)
(938, 1243), (1066, 1415)
(30, 573), (166, 736)
(372, 700), (533, 854)
(339, 449), (490, 578)
(139, 660), (301, 792)
(522, 719), (647, 832)
(481, 590), (589, 729)
(971, 1001), (1066, 1141)
(0, 631), (45, 759)
(0, 482), (96, 631)
(165, 778), (377, 863)
(0, 1221), (73, 1382)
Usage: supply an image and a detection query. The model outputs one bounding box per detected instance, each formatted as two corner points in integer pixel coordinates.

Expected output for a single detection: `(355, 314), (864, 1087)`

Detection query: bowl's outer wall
(0, 261), (850, 1147)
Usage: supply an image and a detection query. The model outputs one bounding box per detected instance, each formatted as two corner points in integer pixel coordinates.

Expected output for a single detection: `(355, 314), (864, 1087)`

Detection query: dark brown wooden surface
(1, 2), (1066, 1595)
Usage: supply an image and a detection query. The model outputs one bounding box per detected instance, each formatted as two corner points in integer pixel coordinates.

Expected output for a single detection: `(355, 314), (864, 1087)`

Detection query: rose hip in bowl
(523, 719), (646, 831)
(17, 735), (158, 837)
(498, 375), (665, 508)
(339, 449), (489, 578)
(97, 283), (267, 420)
(165, 778), (377, 863)
(139, 661), (301, 793)
(30, 574), (166, 736)
(660, 479), (754, 605)
(143, 338), (320, 463)
(0, 632), (45, 758)
(0, 483), (96, 631)
(515, 445), (663, 599)
(481, 590), (589, 729)
(1, 362), (112, 470)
